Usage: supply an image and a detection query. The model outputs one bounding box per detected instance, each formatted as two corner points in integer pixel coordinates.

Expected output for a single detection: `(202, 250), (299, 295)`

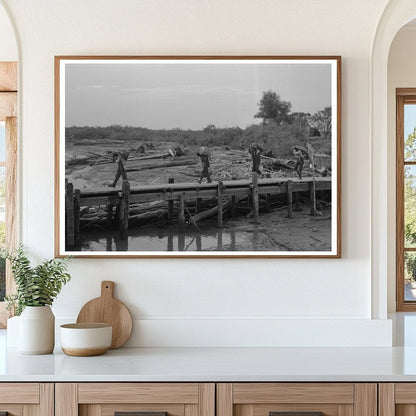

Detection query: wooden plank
(185, 404), (199, 416)
(0, 62), (17, 91)
(379, 383), (395, 416)
(78, 383), (199, 404)
(337, 404), (354, 416)
(199, 384), (215, 416)
(79, 404), (101, 416)
(0, 92), (16, 120)
(23, 405), (37, 416)
(217, 384), (233, 416)
(0, 383), (39, 404)
(55, 383), (78, 416)
(233, 383), (353, 404)
(396, 404), (416, 416)
(39, 383), (54, 416)
(354, 383), (377, 416)
(395, 383), (416, 403)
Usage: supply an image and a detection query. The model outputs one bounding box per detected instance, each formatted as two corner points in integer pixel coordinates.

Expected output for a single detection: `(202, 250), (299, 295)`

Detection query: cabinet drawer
(379, 383), (416, 415)
(0, 383), (53, 416)
(217, 383), (376, 416)
(56, 383), (215, 416)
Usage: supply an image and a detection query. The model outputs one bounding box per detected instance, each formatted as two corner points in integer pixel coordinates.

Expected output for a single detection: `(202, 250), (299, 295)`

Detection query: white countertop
(2, 313), (416, 382)
(2, 346), (416, 382)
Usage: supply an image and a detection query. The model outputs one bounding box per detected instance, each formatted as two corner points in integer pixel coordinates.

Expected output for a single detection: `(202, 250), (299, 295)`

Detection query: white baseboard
(54, 317), (392, 348)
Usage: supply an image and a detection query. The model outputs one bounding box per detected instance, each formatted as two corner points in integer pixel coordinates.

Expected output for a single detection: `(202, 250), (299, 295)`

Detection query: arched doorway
(371, 1), (416, 318)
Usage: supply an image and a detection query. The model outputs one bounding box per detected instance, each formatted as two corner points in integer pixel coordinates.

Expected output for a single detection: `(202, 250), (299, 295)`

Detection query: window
(0, 62), (17, 326)
(396, 89), (416, 310)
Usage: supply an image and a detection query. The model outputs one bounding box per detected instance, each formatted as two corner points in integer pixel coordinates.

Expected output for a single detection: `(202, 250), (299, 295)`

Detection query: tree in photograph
(309, 106), (332, 139)
(255, 90), (292, 124)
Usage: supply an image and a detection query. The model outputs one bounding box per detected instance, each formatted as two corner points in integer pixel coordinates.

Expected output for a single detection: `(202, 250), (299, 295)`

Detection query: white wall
(0, 0), (393, 347)
(387, 26), (416, 312)
(0, 3), (16, 61)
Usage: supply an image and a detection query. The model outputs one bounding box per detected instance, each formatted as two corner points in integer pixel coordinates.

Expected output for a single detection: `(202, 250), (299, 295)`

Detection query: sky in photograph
(65, 61), (332, 130)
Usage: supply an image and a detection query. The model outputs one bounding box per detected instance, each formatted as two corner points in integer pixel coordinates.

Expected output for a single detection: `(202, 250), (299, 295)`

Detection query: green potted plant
(4, 246), (71, 354)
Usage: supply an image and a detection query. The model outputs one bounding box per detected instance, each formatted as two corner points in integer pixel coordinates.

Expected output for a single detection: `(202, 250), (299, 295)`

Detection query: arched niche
(371, 0), (416, 319)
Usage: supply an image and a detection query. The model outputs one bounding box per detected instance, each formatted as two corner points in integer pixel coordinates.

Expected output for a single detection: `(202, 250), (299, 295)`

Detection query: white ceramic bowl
(60, 323), (112, 356)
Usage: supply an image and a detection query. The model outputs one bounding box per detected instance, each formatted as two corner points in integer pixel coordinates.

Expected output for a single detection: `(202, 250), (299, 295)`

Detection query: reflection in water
(75, 211), (331, 252)
(79, 220), (242, 252)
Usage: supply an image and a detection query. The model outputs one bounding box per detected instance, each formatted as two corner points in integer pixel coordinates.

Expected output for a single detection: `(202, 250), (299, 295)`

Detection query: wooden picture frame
(55, 56), (341, 258)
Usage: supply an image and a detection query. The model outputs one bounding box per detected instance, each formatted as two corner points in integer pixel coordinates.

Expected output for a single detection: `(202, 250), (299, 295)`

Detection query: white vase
(6, 315), (20, 347)
(19, 306), (55, 354)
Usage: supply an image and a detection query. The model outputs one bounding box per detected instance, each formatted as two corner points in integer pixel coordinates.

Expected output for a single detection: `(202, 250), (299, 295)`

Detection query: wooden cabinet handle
(270, 413), (323, 416)
(115, 412), (167, 416)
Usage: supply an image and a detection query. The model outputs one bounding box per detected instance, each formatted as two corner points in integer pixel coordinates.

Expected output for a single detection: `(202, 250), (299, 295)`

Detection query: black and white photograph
(55, 57), (341, 257)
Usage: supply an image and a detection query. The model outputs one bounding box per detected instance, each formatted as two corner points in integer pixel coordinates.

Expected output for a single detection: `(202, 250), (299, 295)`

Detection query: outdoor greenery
(3, 246), (71, 315)
(66, 90), (331, 159)
(404, 127), (416, 281)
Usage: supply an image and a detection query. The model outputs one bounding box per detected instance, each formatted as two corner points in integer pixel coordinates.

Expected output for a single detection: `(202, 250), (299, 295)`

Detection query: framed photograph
(55, 56), (341, 258)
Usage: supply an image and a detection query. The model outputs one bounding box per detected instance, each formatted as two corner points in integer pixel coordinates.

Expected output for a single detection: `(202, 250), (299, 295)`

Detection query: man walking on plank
(109, 151), (129, 187)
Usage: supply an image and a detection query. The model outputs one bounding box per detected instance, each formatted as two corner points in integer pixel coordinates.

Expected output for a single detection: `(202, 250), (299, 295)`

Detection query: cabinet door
(55, 383), (215, 416)
(0, 383), (53, 416)
(379, 383), (416, 416)
(217, 383), (377, 416)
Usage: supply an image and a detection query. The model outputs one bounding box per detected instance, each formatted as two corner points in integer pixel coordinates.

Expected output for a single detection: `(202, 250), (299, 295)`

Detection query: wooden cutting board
(76, 281), (133, 349)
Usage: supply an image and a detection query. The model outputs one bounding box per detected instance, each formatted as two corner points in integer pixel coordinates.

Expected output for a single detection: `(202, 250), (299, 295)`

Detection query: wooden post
(230, 195), (236, 217)
(196, 234), (202, 251)
(295, 191), (301, 211)
(106, 203), (114, 229)
(265, 193), (271, 212)
(217, 181), (224, 228)
(65, 181), (75, 247)
(114, 203), (120, 230)
(287, 180), (293, 219)
(167, 230), (174, 251)
(168, 178), (174, 223)
(217, 229), (223, 251)
(178, 233), (185, 251)
(310, 180), (317, 216)
(196, 197), (202, 213)
(74, 189), (80, 245)
(179, 193), (185, 232)
(307, 143), (317, 216)
(252, 172), (259, 221)
(119, 180), (130, 240)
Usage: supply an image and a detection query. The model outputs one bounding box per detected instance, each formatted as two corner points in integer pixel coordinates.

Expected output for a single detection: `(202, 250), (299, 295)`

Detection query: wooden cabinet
(217, 383), (377, 416)
(55, 383), (215, 416)
(0, 380), (411, 416)
(0, 383), (53, 416)
(379, 383), (416, 416)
